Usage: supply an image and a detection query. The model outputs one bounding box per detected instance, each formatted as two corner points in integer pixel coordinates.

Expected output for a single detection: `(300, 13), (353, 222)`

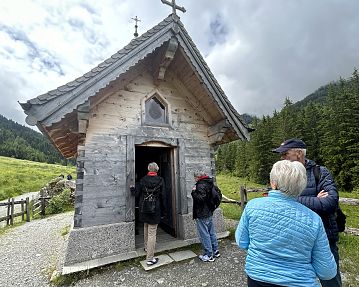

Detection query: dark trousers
(320, 241), (342, 287)
(247, 276), (284, 287)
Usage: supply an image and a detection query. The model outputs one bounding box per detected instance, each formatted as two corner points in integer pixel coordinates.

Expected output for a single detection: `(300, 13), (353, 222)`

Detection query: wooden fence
(222, 186), (269, 210)
(0, 198), (30, 226)
(0, 196), (51, 226)
(32, 196), (51, 218)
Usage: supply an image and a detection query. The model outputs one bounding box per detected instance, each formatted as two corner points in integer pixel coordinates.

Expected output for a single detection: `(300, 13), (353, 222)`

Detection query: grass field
(0, 156), (75, 201)
(217, 173), (359, 286)
(217, 173), (266, 221)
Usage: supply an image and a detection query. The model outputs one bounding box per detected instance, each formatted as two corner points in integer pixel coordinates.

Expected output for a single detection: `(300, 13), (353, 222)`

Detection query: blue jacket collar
(268, 190), (297, 201)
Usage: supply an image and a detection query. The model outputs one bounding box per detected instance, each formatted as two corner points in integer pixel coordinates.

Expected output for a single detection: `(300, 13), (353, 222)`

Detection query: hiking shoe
(214, 250), (221, 258)
(146, 257), (159, 266)
(198, 254), (215, 262)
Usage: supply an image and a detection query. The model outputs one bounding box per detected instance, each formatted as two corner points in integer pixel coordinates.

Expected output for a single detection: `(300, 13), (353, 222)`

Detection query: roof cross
(131, 16), (141, 37)
(160, 0), (186, 16)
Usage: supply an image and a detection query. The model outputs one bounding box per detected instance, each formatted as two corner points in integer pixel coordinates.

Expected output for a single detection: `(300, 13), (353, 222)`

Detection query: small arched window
(145, 96), (167, 124)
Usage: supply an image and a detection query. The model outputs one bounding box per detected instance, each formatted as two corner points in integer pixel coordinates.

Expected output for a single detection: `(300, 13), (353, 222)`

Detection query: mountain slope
(0, 114), (69, 164)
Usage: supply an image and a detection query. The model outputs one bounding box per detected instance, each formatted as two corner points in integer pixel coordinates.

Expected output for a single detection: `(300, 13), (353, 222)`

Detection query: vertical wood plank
(6, 198), (10, 226)
(26, 197), (30, 222)
(41, 197), (46, 218)
(125, 135), (135, 222)
(21, 200), (25, 221)
(240, 186), (248, 210)
(10, 198), (15, 225)
(177, 138), (188, 215)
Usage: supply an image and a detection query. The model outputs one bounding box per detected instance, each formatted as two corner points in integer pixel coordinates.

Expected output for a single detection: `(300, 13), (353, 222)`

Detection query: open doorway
(134, 145), (176, 247)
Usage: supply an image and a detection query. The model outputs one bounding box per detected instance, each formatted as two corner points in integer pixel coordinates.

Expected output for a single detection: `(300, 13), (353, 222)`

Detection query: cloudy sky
(1, 0), (359, 129)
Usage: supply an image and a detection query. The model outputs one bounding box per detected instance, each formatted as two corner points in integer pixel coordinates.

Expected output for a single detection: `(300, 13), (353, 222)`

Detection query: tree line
(216, 69), (359, 192)
(0, 115), (73, 165)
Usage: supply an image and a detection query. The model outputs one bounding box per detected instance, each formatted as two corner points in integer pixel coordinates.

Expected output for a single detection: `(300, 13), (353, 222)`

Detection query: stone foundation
(63, 221), (135, 267)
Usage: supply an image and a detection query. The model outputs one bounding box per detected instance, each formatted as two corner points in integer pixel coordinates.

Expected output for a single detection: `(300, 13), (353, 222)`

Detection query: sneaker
(214, 250), (221, 258)
(146, 257), (159, 266)
(198, 254), (215, 262)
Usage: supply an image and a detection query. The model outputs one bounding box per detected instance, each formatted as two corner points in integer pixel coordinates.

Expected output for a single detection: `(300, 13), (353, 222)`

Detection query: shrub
(47, 188), (73, 214)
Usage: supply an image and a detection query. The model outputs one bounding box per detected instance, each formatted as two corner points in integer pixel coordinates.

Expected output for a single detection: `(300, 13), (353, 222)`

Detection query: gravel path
(72, 239), (247, 287)
(0, 212), (72, 287)
(0, 213), (246, 287)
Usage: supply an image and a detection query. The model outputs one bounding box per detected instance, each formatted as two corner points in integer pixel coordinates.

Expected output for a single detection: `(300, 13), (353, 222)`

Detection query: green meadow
(0, 156), (75, 201)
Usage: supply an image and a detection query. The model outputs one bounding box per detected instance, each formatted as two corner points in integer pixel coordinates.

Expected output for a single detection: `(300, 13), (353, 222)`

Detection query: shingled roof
(20, 14), (250, 157)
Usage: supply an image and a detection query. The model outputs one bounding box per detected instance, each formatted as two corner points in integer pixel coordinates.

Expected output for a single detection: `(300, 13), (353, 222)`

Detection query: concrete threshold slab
(62, 251), (138, 275)
(168, 250), (197, 262)
(140, 254), (173, 271)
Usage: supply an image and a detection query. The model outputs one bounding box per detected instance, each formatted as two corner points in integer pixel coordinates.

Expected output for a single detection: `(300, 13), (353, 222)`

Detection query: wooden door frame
(133, 139), (178, 237)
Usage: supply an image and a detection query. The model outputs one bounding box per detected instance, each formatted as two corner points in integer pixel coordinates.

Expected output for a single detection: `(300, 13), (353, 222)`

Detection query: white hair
(148, 162), (159, 172)
(194, 170), (207, 178)
(291, 148), (307, 157)
(270, 160), (307, 197)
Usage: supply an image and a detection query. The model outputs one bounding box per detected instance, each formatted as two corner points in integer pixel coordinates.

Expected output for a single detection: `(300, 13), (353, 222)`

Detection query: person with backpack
(273, 138), (342, 287)
(191, 171), (220, 262)
(130, 162), (165, 266)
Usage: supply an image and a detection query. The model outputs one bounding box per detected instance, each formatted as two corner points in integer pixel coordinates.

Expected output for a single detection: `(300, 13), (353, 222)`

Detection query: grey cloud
(0, 24), (64, 75)
(79, 2), (98, 16)
(0, 70), (27, 125)
(198, 0), (359, 116)
(208, 14), (228, 46)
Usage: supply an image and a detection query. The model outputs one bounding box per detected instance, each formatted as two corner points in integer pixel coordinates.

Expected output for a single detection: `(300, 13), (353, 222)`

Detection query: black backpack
(208, 184), (222, 212)
(313, 165), (346, 232)
(140, 185), (159, 214)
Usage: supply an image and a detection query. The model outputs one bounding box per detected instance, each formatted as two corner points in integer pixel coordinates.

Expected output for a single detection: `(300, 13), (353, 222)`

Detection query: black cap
(272, 138), (307, 153)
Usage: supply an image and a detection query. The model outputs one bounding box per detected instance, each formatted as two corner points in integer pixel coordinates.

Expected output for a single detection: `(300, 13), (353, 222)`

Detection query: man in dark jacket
(191, 171), (220, 262)
(130, 162), (165, 266)
(273, 138), (341, 287)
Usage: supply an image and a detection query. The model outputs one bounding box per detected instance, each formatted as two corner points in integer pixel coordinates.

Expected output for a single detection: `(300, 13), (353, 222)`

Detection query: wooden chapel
(20, 1), (250, 273)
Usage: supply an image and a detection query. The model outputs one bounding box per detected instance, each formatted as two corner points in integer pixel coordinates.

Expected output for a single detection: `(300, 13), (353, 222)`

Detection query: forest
(0, 115), (72, 165)
(216, 69), (359, 192)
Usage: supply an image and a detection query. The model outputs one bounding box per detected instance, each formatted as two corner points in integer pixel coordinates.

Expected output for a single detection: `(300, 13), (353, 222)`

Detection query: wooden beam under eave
(58, 144), (77, 156)
(55, 134), (78, 149)
(62, 149), (76, 159)
(208, 119), (230, 137)
(208, 132), (226, 146)
(58, 142), (77, 153)
(153, 37), (178, 85)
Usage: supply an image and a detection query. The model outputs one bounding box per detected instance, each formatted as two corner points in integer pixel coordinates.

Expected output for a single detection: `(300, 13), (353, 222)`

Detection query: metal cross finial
(161, 0), (186, 16)
(131, 16), (141, 37)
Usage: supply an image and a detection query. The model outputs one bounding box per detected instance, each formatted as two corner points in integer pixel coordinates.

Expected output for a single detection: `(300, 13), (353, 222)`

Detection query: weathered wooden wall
(76, 67), (215, 228)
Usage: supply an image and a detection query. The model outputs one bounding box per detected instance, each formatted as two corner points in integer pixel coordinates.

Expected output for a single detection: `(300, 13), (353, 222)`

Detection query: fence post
(26, 197), (30, 222)
(6, 198), (11, 226)
(240, 186), (248, 210)
(21, 200), (25, 221)
(41, 197), (46, 218)
(10, 198), (15, 225)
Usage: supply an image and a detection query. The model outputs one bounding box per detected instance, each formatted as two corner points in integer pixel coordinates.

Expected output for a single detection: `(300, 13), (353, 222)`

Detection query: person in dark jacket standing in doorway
(130, 162), (165, 266)
(191, 171), (220, 262)
(273, 138), (341, 287)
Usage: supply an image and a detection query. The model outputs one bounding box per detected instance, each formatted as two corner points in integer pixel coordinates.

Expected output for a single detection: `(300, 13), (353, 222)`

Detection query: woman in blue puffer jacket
(235, 160), (337, 287)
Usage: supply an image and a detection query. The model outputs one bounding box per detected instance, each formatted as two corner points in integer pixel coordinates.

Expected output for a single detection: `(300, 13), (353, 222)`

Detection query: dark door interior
(135, 146), (176, 237)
